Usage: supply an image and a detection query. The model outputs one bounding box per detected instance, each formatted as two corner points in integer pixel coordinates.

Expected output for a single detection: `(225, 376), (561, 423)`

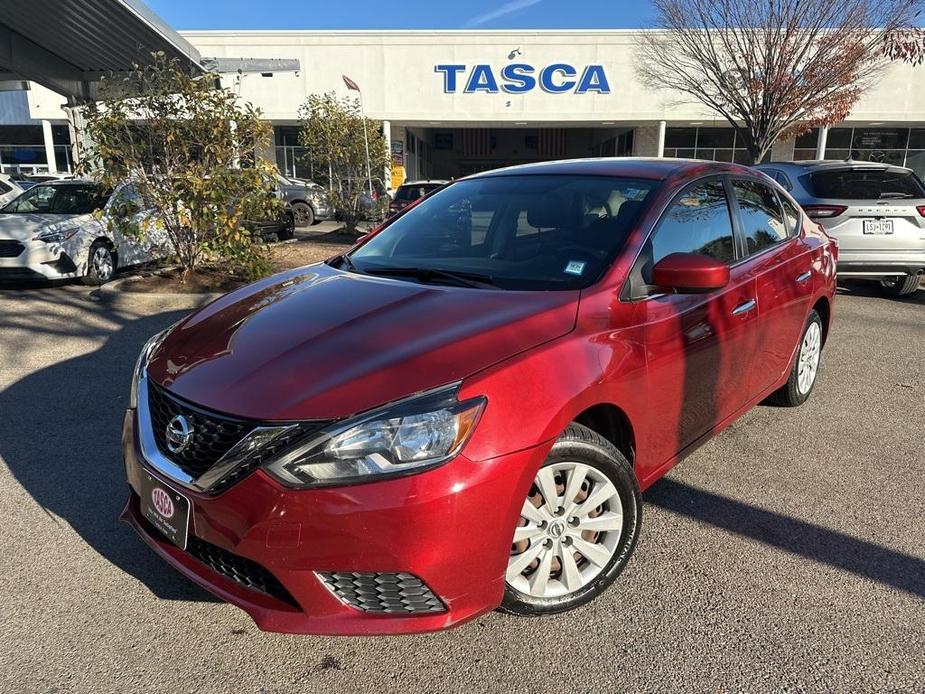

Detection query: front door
(633, 177), (760, 476)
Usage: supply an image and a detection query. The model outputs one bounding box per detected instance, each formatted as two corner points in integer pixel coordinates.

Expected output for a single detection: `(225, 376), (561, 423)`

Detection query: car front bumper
(120, 409), (547, 635)
(0, 239), (83, 280)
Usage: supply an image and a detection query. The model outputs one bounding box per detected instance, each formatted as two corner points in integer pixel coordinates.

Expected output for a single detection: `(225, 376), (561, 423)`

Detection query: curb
(93, 271), (224, 312)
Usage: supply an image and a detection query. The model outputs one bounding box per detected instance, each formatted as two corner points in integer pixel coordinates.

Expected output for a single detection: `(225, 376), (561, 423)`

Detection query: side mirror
(651, 253), (730, 293)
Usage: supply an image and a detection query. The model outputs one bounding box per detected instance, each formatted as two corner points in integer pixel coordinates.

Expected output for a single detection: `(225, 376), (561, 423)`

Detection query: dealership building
(3, 30), (925, 187)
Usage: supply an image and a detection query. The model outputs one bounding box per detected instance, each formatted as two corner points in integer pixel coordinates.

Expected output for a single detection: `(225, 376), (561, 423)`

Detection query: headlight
(34, 226), (81, 243)
(128, 325), (177, 408)
(264, 385), (486, 488)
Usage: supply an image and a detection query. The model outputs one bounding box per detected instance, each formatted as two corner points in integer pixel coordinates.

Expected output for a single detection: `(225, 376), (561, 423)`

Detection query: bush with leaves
(298, 92), (390, 231)
(79, 52), (281, 281)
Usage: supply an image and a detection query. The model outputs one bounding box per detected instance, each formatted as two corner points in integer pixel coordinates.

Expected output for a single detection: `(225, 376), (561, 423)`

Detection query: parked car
(122, 159), (836, 635)
(350, 177), (390, 221)
(0, 180), (169, 284)
(276, 175), (334, 227)
(0, 174), (24, 207)
(755, 161), (925, 296)
(389, 179), (448, 216)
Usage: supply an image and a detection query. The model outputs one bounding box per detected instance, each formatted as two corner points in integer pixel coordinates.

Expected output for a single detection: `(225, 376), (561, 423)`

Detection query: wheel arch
(90, 236), (118, 266)
(812, 295), (831, 346)
(571, 403), (636, 470)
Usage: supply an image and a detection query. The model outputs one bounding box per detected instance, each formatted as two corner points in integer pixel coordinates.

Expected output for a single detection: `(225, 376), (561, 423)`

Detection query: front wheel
(772, 309), (823, 407)
(500, 423), (641, 616)
(880, 275), (921, 297)
(276, 212), (295, 241)
(82, 241), (116, 285)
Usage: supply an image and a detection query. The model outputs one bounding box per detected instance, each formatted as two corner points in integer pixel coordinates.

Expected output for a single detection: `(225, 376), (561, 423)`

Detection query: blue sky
(146, 0), (657, 30)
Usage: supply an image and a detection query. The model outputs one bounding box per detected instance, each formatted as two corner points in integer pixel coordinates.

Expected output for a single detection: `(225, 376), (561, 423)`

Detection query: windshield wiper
(363, 266), (497, 289)
(879, 192), (913, 199)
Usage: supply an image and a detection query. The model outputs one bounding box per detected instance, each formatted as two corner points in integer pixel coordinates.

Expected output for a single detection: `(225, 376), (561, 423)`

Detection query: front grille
(148, 383), (254, 479)
(186, 535), (299, 608)
(318, 572), (445, 614)
(0, 240), (24, 258)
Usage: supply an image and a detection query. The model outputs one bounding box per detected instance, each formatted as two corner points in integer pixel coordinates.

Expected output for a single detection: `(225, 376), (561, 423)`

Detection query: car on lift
(756, 160), (925, 296)
(122, 158), (837, 635)
(389, 179), (449, 217)
(0, 180), (170, 284)
(276, 175), (334, 227)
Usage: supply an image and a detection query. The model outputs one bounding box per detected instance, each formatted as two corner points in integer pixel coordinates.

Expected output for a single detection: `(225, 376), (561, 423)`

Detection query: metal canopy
(0, 0), (205, 101)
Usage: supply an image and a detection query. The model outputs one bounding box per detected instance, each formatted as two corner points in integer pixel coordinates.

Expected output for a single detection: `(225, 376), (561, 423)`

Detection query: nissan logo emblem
(165, 414), (194, 454)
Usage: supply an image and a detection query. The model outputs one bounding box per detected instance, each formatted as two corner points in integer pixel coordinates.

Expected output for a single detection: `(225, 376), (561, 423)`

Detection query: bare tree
(637, 0), (925, 163)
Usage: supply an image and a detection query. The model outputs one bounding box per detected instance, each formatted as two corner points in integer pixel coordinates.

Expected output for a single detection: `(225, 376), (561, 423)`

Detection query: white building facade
(3, 30), (925, 184)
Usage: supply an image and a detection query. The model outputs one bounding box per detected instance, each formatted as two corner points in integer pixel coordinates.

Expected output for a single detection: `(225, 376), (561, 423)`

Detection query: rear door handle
(732, 299), (757, 316)
(796, 271), (812, 283)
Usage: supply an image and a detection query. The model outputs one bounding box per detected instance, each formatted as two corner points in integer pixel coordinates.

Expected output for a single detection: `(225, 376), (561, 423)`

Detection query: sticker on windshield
(564, 260), (586, 276)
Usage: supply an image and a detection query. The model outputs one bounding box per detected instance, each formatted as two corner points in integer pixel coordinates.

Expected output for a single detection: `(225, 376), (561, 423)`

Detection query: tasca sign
(435, 63), (610, 94)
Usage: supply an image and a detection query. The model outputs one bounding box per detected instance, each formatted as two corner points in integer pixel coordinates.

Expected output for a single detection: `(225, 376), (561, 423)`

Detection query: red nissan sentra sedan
(122, 159), (837, 635)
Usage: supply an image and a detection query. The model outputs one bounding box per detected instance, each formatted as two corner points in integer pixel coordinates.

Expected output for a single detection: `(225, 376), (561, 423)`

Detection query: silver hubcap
(797, 322), (821, 395)
(92, 246), (113, 281)
(507, 462), (623, 599)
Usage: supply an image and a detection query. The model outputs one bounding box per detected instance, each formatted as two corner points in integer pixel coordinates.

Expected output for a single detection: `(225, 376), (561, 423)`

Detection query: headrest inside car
(527, 194), (573, 229)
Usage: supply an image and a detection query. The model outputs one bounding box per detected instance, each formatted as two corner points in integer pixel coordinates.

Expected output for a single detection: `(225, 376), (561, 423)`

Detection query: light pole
(343, 75), (374, 197)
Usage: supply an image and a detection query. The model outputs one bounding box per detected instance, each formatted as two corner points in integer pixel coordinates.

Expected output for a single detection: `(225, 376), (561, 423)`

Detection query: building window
(794, 127), (925, 177)
(663, 127), (751, 164)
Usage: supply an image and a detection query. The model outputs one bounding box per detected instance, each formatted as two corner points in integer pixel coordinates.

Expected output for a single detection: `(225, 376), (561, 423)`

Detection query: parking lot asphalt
(0, 280), (922, 694)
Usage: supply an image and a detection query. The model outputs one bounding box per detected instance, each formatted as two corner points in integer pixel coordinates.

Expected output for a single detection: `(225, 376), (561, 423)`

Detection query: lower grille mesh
(318, 572), (445, 614)
(185, 536), (299, 609)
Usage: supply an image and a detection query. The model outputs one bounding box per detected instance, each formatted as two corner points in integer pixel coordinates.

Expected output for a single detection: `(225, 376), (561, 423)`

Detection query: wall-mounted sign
(391, 164), (406, 190)
(435, 63), (610, 94)
(391, 140), (404, 166)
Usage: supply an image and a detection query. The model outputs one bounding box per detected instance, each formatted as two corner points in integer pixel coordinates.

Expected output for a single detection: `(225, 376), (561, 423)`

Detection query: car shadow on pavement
(0, 292), (218, 603)
(836, 278), (925, 305)
(646, 478), (925, 599)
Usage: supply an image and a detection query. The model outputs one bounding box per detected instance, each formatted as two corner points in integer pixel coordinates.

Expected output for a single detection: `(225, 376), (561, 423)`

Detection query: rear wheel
(772, 309), (823, 407)
(82, 240), (116, 285)
(879, 275), (921, 297)
(276, 211), (295, 241)
(500, 424), (640, 616)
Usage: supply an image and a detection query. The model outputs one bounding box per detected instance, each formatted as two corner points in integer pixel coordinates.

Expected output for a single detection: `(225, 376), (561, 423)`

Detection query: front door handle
(732, 299), (757, 316)
(796, 271), (812, 283)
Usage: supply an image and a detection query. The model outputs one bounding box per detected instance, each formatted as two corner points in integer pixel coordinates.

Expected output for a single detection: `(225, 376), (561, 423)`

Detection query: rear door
(806, 167), (925, 258)
(728, 178), (815, 396)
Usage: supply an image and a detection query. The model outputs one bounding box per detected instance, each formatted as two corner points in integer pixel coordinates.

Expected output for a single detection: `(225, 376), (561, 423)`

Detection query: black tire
(500, 423), (641, 616)
(291, 201), (314, 228)
(82, 240), (116, 285)
(771, 309), (823, 407)
(276, 212), (295, 241)
(880, 275), (921, 297)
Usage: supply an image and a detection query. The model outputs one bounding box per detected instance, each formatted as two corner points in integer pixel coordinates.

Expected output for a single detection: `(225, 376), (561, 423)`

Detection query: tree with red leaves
(637, 0), (925, 163)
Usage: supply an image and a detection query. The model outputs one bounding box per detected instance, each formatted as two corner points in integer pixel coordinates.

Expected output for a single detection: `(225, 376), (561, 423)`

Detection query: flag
(342, 75), (360, 91)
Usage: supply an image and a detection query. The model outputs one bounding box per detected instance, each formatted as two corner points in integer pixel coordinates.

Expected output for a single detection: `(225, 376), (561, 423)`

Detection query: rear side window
(0, 180), (11, 195)
(809, 169), (925, 200)
(781, 196), (801, 237)
(732, 179), (788, 255)
(646, 179), (736, 279)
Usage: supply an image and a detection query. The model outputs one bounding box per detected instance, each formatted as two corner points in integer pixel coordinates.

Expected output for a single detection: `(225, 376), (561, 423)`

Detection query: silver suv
(756, 161), (925, 296)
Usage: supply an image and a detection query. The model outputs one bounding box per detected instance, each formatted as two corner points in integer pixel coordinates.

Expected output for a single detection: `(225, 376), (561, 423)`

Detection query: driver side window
(644, 178), (736, 284)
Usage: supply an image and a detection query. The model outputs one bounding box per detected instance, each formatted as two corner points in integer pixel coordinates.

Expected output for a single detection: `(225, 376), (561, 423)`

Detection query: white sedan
(0, 180), (169, 284)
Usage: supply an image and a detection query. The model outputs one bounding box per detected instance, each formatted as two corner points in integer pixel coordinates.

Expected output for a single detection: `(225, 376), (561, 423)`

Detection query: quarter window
(781, 196), (801, 237)
(645, 179), (736, 282)
(732, 179), (788, 255)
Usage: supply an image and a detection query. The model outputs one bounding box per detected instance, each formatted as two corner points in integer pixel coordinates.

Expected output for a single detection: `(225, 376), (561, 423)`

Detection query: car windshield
(809, 168), (925, 200)
(395, 184), (442, 202)
(348, 174), (656, 290)
(1, 183), (109, 214)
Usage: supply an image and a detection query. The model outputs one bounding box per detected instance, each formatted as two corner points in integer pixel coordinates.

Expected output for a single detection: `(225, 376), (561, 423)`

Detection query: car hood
(147, 263), (579, 421)
(0, 213), (88, 241)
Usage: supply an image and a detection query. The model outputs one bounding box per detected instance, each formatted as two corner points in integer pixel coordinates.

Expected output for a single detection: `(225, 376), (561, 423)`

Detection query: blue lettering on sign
(438, 64), (610, 94)
(465, 64), (500, 93)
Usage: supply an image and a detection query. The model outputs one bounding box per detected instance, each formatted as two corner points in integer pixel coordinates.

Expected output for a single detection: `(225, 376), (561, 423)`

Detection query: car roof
(469, 157), (757, 182)
(757, 160), (914, 174)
